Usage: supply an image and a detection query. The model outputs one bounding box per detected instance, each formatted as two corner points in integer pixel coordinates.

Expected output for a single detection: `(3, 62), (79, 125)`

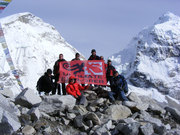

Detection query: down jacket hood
(69, 76), (76, 83)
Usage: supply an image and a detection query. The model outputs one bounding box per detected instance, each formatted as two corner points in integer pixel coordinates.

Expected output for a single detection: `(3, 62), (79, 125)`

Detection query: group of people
(36, 49), (128, 104)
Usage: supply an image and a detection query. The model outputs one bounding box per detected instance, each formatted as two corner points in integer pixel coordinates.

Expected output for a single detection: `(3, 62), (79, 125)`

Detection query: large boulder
(15, 88), (42, 108)
(105, 104), (132, 120)
(39, 95), (76, 114)
(165, 106), (180, 123)
(0, 94), (21, 134)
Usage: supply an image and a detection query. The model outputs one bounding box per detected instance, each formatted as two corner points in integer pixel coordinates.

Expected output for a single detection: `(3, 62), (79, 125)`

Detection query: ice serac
(0, 12), (85, 95)
(110, 12), (180, 100)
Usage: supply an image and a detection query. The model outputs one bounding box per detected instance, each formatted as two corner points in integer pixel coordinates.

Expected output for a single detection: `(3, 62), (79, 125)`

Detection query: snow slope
(0, 12), (85, 95)
(110, 12), (180, 100)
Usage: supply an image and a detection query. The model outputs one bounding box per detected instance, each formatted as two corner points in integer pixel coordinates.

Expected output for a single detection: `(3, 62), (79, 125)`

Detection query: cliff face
(110, 12), (180, 100)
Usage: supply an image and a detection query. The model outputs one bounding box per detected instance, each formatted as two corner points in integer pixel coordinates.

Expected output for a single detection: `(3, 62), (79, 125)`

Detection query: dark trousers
(52, 75), (66, 95)
(76, 92), (86, 105)
(52, 82), (66, 95)
(108, 91), (128, 102)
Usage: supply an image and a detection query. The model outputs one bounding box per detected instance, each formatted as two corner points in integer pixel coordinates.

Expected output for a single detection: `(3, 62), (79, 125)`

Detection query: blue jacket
(111, 75), (128, 93)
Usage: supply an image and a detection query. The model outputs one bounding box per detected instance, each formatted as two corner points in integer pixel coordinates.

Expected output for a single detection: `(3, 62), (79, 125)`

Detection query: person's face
(92, 51), (96, 56)
(100, 57), (104, 60)
(114, 72), (118, 77)
(59, 54), (63, 59)
(76, 55), (80, 59)
(108, 61), (112, 65)
(70, 79), (75, 83)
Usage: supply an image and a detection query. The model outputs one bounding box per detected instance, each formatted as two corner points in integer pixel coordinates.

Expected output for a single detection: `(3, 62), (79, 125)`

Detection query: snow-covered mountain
(0, 12), (85, 95)
(110, 12), (180, 100)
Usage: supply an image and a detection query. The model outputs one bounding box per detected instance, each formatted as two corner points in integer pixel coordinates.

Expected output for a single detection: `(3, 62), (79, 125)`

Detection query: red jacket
(66, 76), (89, 97)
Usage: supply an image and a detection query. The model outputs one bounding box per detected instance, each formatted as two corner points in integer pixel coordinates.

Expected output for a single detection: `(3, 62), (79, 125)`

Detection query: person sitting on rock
(108, 71), (128, 102)
(36, 69), (54, 95)
(66, 76), (89, 105)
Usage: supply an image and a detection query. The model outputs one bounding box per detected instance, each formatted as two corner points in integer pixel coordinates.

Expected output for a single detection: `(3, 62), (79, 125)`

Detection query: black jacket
(111, 75), (128, 93)
(37, 73), (54, 93)
(88, 55), (100, 60)
(106, 65), (116, 77)
(53, 59), (66, 75)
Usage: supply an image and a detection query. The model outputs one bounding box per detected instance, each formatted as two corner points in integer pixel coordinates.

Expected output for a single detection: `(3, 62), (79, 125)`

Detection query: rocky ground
(0, 87), (180, 135)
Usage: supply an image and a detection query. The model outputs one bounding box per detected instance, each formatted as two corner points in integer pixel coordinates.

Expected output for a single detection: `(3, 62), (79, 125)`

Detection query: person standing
(52, 53), (66, 95)
(88, 49), (100, 60)
(72, 53), (80, 61)
(36, 69), (54, 95)
(106, 59), (116, 89)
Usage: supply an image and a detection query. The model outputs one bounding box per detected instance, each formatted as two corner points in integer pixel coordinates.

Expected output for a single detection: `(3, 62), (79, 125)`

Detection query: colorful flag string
(0, 0), (24, 90)
(0, 0), (12, 13)
(0, 25), (24, 90)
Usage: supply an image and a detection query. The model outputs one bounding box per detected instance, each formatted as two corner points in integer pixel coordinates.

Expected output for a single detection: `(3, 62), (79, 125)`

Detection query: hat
(47, 69), (52, 74)
(114, 71), (119, 75)
(107, 59), (111, 62)
(75, 53), (80, 56)
(91, 49), (96, 53)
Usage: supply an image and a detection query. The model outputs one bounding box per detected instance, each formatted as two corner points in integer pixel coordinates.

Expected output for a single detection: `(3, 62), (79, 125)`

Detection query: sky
(1, 0), (180, 60)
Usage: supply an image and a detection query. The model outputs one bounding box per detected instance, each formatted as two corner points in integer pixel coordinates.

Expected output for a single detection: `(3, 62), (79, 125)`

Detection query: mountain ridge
(110, 12), (180, 100)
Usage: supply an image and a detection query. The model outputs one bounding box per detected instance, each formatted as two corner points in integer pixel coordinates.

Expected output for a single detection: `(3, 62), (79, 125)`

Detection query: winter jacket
(53, 58), (66, 75)
(66, 76), (89, 97)
(36, 73), (54, 93)
(71, 58), (80, 61)
(106, 65), (116, 77)
(111, 75), (128, 93)
(88, 55), (100, 60)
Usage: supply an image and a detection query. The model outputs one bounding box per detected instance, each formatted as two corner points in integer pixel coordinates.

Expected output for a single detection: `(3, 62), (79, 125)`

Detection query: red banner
(59, 60), (107, 85)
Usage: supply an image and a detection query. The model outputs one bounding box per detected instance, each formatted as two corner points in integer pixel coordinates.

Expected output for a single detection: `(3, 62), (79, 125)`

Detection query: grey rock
(165, 96), (180, 112)
(0, 94), (21, 132)
(22, 125), (36, 135)
(140, 111), (162, 126)
(140, 123), (154, 135)
(139, 95), (165, 114)
(61, 117), (70, 125)
(74, 115), (84, 128)
(153, 125), (167, 135)
(90, 98), (105, 107)
(74, 105), (88, 115)
(15, 88), (42, 108)
(44, 126), (52, 133)
(87, 106), (96, 112)
(116, 122), (140, 135)
(66, 112), (76, 119)
(19, 114), (32, 126)
(128, 92), (142, 103)
(85, 112), (101, 125)
(119, 118), (137, 124)
(0, 88), (14, 98)
(28, 107), (40, 122)
(85, 120), (93, 128)
(123, 101), (148, 111)
(165, 106), (180, 122)
(105, 104), (132, 120)
(39, 95), (76, 114)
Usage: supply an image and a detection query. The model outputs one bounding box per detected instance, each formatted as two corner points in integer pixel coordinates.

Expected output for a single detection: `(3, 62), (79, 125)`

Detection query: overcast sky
(1, 0), (180, 60)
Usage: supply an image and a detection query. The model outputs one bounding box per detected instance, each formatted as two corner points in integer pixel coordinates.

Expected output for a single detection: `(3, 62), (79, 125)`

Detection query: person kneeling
(36, 69), (54, 95)
(66, 76), (89, 105)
